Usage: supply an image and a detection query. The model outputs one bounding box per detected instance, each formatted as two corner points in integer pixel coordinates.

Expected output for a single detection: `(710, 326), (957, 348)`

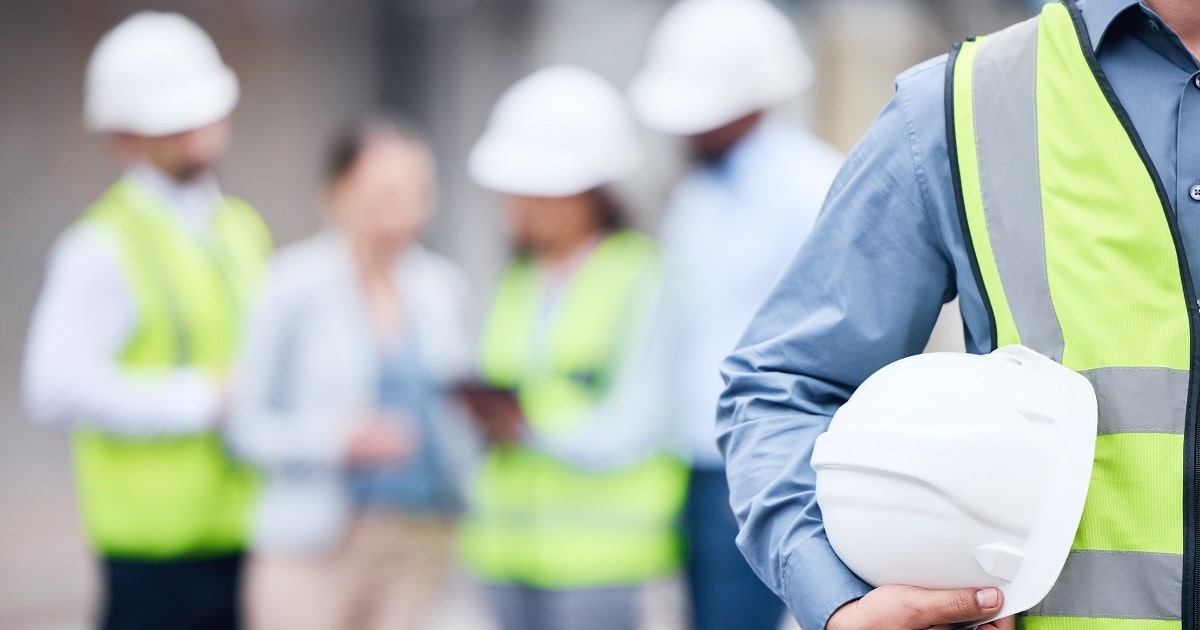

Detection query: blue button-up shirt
(716, 2), (1200, 628)
(658, 119), (841, 468)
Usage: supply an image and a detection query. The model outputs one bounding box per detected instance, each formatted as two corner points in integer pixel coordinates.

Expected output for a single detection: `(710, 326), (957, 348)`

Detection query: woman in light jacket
(230, 118), (476, 630)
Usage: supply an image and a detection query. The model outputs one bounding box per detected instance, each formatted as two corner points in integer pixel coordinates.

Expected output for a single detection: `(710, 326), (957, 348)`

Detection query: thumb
(906, 586), (1003, 627)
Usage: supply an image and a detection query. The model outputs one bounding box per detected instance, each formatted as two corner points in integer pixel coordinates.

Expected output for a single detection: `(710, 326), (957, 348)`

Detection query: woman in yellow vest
(462, 65), (688, 630)
(230, 119), (477, 630)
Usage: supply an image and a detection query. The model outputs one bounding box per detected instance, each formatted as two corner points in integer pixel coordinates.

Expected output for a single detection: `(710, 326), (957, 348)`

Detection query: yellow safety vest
(462, 230), (687, 588)
(72, 179), (270, 558)
(951, 2), (1191, 627)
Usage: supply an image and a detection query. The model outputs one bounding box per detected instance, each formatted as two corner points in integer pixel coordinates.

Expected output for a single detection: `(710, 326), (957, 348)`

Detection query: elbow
(22, 376), (73, 430)
(717, 345), (767, 423)
(716, 352), (760, 449)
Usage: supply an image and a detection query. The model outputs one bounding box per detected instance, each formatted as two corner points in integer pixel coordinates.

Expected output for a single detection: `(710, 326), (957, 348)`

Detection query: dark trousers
(684, 467), (785, 630)
(101, 553), (243, 630)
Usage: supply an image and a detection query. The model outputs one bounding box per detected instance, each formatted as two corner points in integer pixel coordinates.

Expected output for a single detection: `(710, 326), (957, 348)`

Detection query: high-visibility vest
(951, 2), (1192, 627)
(72, 179), (270, 559)
(462, 230), (687, 588)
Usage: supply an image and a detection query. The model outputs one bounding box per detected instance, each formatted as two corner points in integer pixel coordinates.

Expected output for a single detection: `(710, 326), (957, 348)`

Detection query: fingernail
(976, 588), (1000, 609)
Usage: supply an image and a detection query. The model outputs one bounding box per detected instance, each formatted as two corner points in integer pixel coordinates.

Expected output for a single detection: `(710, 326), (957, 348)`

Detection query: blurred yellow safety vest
(72, 179), (270, 559)
(951, 2), (1191, 626)
(463, 229), (687, 587)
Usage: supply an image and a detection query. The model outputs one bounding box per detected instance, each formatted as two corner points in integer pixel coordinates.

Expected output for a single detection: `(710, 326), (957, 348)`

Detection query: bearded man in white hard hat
(23, 12), (270, 630)
(627, 1), (842, 628)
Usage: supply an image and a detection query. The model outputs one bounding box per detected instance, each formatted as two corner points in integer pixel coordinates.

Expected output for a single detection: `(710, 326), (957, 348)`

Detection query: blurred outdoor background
(0, 0), (1042, 628)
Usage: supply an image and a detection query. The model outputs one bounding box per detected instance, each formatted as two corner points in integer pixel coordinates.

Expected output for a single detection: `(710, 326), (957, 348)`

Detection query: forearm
(717, 374), (872, 628)
(227, 404), (347, 469)
(27, 364), (221, 435)
(529, 399), (672, 473)
(227, 298), (348, 469)
(714, 63), (958, 627)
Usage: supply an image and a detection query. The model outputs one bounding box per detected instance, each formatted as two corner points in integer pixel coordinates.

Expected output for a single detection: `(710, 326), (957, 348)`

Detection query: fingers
(829, 586), (1005, 630)
(898, 586), (1003, 628)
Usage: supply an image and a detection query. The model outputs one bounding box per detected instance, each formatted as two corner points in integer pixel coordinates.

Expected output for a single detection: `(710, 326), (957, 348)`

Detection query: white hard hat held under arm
(812, 346), (1097, 622)
(85, 11), (239, 136)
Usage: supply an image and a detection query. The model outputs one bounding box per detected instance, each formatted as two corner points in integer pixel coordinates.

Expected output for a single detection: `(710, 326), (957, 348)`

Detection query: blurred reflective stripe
(108, 208), (193, 365)
(1081, 368), (1188, 434)
(970, 17), (1066, 361)
(951, 34), (1018, 349)
(1026, 550), (1181, 619)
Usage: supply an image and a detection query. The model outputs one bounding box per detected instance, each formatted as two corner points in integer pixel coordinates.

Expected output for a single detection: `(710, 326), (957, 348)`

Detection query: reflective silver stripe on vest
(1026, 550), (1182, 619)
(1081, 367), (1188, 434)
(971, 18), (1066, 361)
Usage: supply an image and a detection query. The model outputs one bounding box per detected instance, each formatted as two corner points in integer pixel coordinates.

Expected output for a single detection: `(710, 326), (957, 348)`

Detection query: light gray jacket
(229, 230), (479, 555)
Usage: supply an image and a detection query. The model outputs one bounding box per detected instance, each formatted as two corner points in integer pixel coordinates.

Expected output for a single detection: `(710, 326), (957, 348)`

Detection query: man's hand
(828, 585), (1015, 630)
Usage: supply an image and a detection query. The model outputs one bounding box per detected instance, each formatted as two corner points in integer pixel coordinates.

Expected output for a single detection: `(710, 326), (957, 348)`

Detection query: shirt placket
(1181, 71), (1200, 217)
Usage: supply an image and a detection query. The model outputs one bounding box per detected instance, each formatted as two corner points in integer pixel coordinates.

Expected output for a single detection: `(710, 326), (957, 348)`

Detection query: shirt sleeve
(716, 61), (958, 630)
(22, 224), (222, 435)
(226, 265), (349, 469)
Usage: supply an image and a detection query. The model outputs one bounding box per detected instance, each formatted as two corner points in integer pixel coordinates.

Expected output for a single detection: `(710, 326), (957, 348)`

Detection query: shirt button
(1191, 184), (1200, 202)
(1194, 75), (1200, 90)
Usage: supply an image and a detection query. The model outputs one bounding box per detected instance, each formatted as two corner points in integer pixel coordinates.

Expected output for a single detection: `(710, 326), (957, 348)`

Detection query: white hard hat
(812, 346), (1097, 621)
(85, 12), (239, 136)
(629, 0), (814, 136)
(468, 65), (639, 198)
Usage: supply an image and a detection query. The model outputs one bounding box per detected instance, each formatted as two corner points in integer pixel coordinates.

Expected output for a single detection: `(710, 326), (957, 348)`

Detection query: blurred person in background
(228, 118), (476, 630)
(628, 1), (842, 629)
(460, 65), (688, 630)
(21, 12), (270, 630)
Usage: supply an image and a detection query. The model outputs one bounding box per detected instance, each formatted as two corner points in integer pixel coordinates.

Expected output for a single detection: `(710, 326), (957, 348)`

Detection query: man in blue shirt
(630, 1), (841, 628)
(718, 0), (1200, 628)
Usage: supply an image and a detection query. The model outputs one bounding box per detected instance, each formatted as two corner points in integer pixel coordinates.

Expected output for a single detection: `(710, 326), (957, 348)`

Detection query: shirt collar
(1077, 0), (1199, 72)
(124, 163), (223, 234)
(1079, 0), (1142, 50)
(126, 163), (221, 204)
(704, 117), (777, 182)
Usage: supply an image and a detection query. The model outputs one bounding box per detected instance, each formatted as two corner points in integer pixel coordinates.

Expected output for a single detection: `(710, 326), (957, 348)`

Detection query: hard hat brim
(467, 132), (635, 198)
(86, 67), (239, 136)
(629, 70), (766, 136)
